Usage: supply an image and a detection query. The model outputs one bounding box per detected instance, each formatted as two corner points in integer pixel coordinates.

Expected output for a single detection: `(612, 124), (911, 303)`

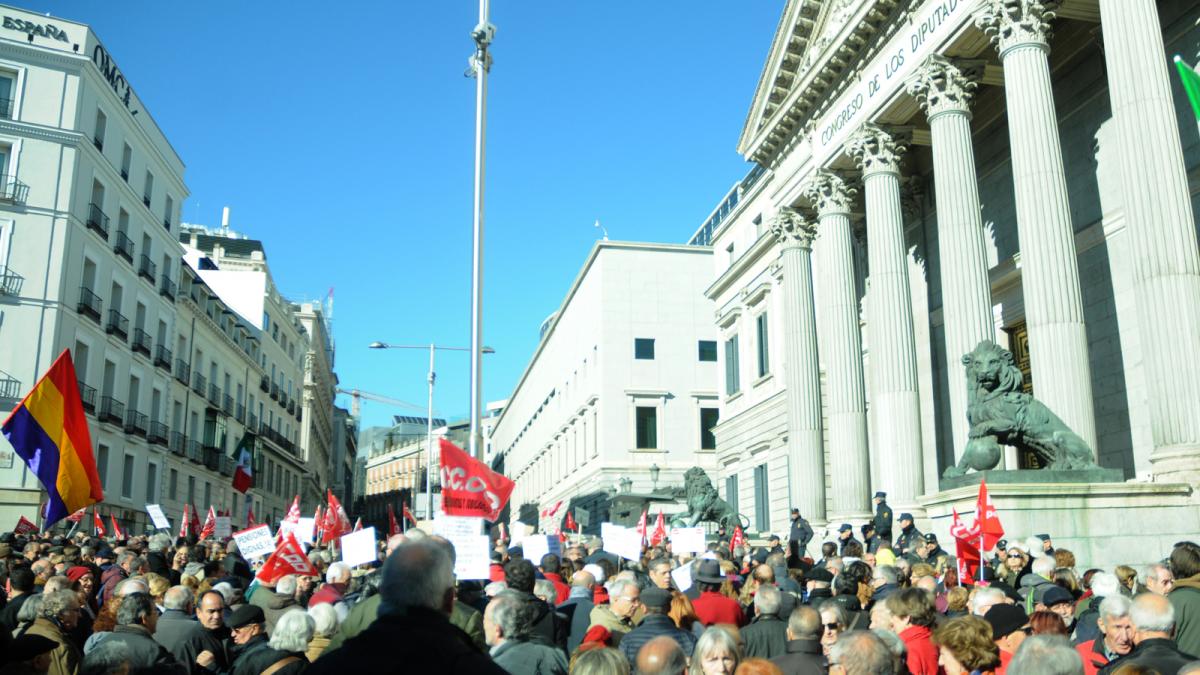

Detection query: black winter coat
(770, 638), (826, 675)
(1097, 637), (1196, 675)
(618, 614), (698, 665)
(741, 614), (789, 659)
(104, 624), (187, 674)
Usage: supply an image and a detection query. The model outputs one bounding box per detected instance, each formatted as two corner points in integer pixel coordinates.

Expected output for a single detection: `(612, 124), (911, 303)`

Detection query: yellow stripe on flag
(22, 376), (96, 511)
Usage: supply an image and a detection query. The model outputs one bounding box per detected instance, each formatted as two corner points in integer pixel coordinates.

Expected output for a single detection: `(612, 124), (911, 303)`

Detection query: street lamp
(650, 463), (660, 491)
(368, 342), (496, 520)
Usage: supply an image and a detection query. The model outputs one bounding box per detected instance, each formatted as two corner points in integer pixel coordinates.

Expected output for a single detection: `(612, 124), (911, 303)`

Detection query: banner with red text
(439, 439), (514, 522)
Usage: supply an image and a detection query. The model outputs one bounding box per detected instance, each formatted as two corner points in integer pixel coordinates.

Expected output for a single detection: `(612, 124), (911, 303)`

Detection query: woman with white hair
(690, 625), (741, 675)
(306, 603), (339, 662)
(266, 609), (315, 673)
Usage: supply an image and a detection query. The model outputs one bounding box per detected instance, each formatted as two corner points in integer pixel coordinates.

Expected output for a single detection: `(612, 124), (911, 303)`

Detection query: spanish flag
(1, 350), (103, 527)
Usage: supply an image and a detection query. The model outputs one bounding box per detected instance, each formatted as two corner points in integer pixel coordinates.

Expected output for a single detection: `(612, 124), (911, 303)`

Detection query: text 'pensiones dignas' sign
(2, 16), (70, 42)
(812, 0), (971, 165)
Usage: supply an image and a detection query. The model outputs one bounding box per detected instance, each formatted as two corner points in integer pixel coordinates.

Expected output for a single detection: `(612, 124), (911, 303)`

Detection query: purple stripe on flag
(2, 405), (68, 521)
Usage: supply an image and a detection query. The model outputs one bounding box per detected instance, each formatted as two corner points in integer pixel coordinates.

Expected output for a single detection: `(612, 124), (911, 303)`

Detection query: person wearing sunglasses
(983, 604), (1031, 675)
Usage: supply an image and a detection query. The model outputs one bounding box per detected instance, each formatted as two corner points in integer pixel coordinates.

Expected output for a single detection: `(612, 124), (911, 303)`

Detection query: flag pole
(467, 0), (493, 461)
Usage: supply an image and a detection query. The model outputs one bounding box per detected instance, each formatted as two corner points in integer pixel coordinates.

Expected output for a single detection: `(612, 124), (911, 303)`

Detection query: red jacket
(996, 649), (1013, 675)
(692, 591), (746, 627)
(1076, 637), (1110, 675)
(489, 563), (506, 583)
(899, 625), (941, 675)
(308, 582), (347, 608)
(543, 572), (570, 605)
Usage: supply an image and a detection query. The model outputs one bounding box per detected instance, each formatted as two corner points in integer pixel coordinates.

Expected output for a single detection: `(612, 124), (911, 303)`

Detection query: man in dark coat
(225, 604), (306, 675)
(308, 540), (506, 674)
(788, 509), (813, 566)
(861, 523), (880, 555)
(166, 590), (230, 675)
(0, 567), (34, 632)
(742, 585), (789, 659)
(103, 592), (187, 674)
(770, 605), (825, 675)
(502, 558), (566, 650)
(153, 586), (200, 660)
(836, 524), (860, 556)
(893, 513), (923, 558)
(872, 491), (892, 542)
(619, 587), (697, 665)
(560, 571), (597, 653)
(1098, 593), (1196, 675)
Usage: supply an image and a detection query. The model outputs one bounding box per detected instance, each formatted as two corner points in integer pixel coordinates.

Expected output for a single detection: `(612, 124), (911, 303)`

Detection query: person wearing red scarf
(887, 588), (942, 675)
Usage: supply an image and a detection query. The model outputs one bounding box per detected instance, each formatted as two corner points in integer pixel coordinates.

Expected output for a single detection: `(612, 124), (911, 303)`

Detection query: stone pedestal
(921, 478), (1200, 570)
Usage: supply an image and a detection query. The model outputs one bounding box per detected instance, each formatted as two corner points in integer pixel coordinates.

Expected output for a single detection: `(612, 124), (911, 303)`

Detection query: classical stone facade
(702, 0), (1200, 559)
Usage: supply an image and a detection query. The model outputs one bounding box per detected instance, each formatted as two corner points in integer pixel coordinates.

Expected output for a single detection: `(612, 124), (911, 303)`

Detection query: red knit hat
(581, 625), (612, 646)
(66, 566), (91, 583)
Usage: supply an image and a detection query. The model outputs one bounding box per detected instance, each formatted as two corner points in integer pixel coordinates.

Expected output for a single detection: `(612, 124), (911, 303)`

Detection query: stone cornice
(705, 231), (777, 300)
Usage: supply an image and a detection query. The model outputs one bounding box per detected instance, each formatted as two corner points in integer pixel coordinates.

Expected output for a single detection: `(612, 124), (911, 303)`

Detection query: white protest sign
(232, 524), (275, 560)
(282, 517), (316, 544)
(214, 516), (232, 540)
(340, 527), (378, 567)
(600, 522), (621, 546)
(605, 526), (643, 561)
(145, 504), (171, 530)
(669, 527), (706, 554)
(433, 514), (484, 539)
(521, 535), (562, 563)
(454, 534), (492, 580)
(671, 563), (693, 592)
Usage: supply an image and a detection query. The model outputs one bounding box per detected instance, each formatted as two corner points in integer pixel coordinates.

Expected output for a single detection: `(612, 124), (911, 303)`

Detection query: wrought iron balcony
(287, 400), (296, 415)
(202, 448), (221, 471)
(0, 174), (29, 204)
(208, 383), (221, 405)
(169, 431), (186, 456)
(77, 287), (102, 322)
(77, 380), (96, 413)
(270, 382), (278, 400)
(186, 439), (203, 464)
(0, 265), (23, 296)
(159, 274), (176, 301)
(0, 370), (20, 401)
(219, 456), (235, 477)
(154, 345), (172, 370)
(113, 230), (133, 263)
(296, 407), (302, 422)
(85, 203), (109, 239)
(260, 375), (269, 392)
(236, 402), (245, 423)
(98, 395), (125, 426)
(0, 97), (13, 119)
(192, 372), (206, 396)
(248, 412), (258, 429)
(148, 421), (168, 445)
(105, 309), (129, 341)
(174, 358), (190, 384)
(223, 394), (234, 415)
(138, 254), (156, 283)
(132, 328), (151, 357)
(124, 410), (148, 437)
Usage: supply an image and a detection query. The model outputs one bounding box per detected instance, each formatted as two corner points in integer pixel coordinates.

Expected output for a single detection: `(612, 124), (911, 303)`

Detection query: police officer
(788, 509), (814, 565)
(920, 533), (952, 575)
(861, 523), (881, 554)
(836, 523), (860, 555)
(872, 491), (892, 542)
(894, 512), (923, 558)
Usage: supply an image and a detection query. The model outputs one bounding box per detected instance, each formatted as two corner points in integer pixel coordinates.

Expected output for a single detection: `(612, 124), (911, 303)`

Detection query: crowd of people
(2, 501), (1200, 675)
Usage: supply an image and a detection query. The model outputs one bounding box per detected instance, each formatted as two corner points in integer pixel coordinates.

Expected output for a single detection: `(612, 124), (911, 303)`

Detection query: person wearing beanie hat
(618, 585), (698, 664)
(984, 603), (1030, 672)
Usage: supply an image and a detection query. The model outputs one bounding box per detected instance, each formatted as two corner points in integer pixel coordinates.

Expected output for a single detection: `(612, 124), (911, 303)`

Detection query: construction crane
(336, 387), (427, 419)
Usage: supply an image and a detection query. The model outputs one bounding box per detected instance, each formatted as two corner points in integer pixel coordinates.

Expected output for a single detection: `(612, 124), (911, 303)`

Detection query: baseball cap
(924, 533), (938, 544)
(899, 513), (914, 522)
(874, 491), (886, 499)
(838, 524), (852, 533)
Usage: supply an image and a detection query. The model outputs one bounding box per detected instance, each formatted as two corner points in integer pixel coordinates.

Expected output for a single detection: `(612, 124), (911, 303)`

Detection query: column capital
(847, 123), (908, 175)
(906, 55), (982, 119)
(975, 0), (1056, 55)
(769, 207), (817, 250)
(802, 170), (855, 216)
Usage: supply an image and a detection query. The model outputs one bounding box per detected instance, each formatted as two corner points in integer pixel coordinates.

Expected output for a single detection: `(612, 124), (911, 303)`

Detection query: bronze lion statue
(944, 340), (1097, 478)
(670, 467), (748, 530)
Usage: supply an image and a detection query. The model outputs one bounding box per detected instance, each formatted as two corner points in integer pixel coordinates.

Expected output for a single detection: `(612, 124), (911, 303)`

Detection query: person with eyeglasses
(817, 601), (848, 658)
(983, 604), (1031, 675)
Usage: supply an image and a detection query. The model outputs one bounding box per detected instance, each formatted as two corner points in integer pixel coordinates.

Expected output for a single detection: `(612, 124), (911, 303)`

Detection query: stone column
(976, 0), (1097, 452)
(846, 124), (924, 510)
(803, 171), (870, 518)
(769, 207), (826, 524)
(1098, 0), (1200, 479)
(906, 56), (995, 462)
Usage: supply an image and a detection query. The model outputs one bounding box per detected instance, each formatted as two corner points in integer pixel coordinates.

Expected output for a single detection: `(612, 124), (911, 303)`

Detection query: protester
(827, 630), (893, 675)
(2, 633), (59, 675)
(588, 578), (640, 647)
(1009, 634), (1084, 675)
(305, 603), (338, 662)
(1076, 595), (1134, 675)
(25, 589), (82, 675)
(619, 587), (698, 665)
(262, 609), (314, 675)
(886, 587), (939, 675)
(984, 604), (1031, 675)
(484, 591), (568, 675)
(769, 606), (823, 675)
(692, 626), (741, 675)
(932, 615), (1001, 675)
(1098, 592), (1196, 674)
(571, 646), (631, 675)
(741, 585), (788, 659)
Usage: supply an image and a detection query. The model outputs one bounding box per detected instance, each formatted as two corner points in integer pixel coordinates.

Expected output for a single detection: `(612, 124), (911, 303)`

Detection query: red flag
(565, 511), (578, 533)
(951, 509), (982, 585)
(189, 504), (201, 535)
(199, 507), (216, 540)
(636, 509), (648, 544)
(66, 508), (86, 523)
(650, 510), (667, 547)
(313, 505), (323, 541)
(975, 480), (1004, 551)
(13, 515), (38, 535)
(256, 532), (318, 583)
(402, 502), (418, 526)
(541, 500), (563, 518)
(352, 517), (362, 532)
(110, 515), (125, 540)
(178, 504), (190, 539)
(439, 439), (514, 521)
(730, 525), (746, 553)
(247, 506), (257, 527)
(93, 510), (107, 537)
(387, 504), (401, 537)
(322, 489), (351, 544)
(282, 495), (301, 526)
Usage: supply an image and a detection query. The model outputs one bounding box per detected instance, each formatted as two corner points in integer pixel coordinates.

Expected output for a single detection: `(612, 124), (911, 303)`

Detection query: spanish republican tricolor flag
(1, 350), (103, 527)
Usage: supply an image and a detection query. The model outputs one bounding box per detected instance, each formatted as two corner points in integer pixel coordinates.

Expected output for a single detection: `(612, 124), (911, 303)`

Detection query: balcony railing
(159, 274), (176, 301)
(174, 359), (190, 385)
(186, 439), (202, 464)
(192, 372), (206, 396)
(202, 447), (221, 470)
(0, 174), (29, 204)
(296, 407), (302, 422)
(132, 328), (151, 357)
(0, 370), (20, 401)
(148, 421), (168, 445)
(124, 410), (148, 437)
(77, 380), (96, 413)
(138, 254), (156, 283)
(270, 382), (279, 400)
(219, 456), (235, 477)
(113, 230), (133, 263)
(0, 265), (23, 296)
(105, 309), (129, 341)
(287, 400), (296, 415)
(0, 97), (13, 119)
(87, 203), (111, 240)
(98, 396), (125, 426)
(169, 431), (186, 456)
(260, 375), (269, 392)
(77, 287), (102, 322)
(223, 394), (234, 415)
(236, 402), (246, 423)
(208, 383), (221, 405)
(248, 412), (258, 429)
(154, 345), (172, 370)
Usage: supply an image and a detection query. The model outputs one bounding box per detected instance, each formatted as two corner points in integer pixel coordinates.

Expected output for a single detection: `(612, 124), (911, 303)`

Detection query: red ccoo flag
(66, 508), (86, 523)
(93, 510), (106, 537)
(13, 516), (38, 535)
(564, 510), (578, 533)
(189, 504), (201, 535)
(438, 439), (514, 522)
(950, 508), (982, 585)
(199, 507), (216, 540)
(110, 515), (125, 540)
(975, 479), (1004, 551)
(321, 489), (351, 544)
(179, 504), (190, 539)
(730, 525), (746, 553)
(650, 510), (667, 547)
(636, 509), (648, 544)
(257, 532), (318, 584)
(387, 503), (401, 537)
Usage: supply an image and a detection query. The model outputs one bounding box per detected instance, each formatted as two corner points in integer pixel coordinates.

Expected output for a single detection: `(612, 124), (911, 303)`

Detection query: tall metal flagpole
(468, 0), (493, 461)
(426, 343), (436, 520)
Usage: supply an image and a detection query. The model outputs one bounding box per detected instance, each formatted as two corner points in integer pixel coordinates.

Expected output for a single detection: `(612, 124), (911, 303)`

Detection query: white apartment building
(0, 6), (195, 529)
(491, 242), (719, 532)
(295, 301), (335, 504)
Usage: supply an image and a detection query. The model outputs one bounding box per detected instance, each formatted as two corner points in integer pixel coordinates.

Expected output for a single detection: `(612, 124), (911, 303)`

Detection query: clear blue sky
(24, 1), (783, 432)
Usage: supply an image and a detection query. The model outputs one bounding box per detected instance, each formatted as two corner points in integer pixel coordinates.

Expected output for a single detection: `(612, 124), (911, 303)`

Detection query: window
(96, 444), (109, 489)
(169, 468), (178, 500)
(143, 171), (154, 206)
(121, 454), (134, 499)
(756, 313), (770, 377)
(700, 408), (719, 450)
(754, 463), (769, 531)
(0, 72), (15, 118)
(187, 476), (196, 505)
(93, 109), (106, 151)
(145, 463), (158, 503)
(203, 482), (211, 509)
(634, 338), (654, 359)
(726, 474), (739, 515)
(725, 335), (740, 396)
(698, 340), (717, 362)
(635, 406), (657, 449)
(120, 144), (131, 180)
